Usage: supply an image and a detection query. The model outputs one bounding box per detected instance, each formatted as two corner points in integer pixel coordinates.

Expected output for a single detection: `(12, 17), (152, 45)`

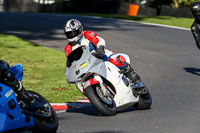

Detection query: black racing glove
(95, 46), (105, 58)
(0, 60), (10, 77)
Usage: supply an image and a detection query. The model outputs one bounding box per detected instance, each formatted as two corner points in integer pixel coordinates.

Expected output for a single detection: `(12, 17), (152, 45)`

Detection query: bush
(173, 0), (200, 8)
(148, 0), (200, 8)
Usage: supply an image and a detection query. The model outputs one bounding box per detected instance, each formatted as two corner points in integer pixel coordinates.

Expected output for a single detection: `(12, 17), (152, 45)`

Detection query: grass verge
(76, 13), (194, 29)
(0, 34), (84, 103)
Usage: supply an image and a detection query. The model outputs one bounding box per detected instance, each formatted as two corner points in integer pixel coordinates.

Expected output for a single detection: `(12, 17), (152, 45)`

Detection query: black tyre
(28, 91), (58, 133)
(84, 85), (117, 116)
(134, 86), (152, 110)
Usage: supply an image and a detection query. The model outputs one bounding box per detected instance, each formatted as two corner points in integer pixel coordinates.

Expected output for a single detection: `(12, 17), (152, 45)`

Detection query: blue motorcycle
(0, 64), (58, 133)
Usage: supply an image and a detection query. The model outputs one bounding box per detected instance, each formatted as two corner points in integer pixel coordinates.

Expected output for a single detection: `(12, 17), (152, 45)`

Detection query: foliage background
(173, 0), (200, 8)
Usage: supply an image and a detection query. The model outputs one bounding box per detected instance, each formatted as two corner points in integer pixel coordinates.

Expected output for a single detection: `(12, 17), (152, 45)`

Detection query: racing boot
(124, 64), (141, 84)
(124, 64), (146, 96)
(112, 55), (141, 84)
(109, 55), (145, 95)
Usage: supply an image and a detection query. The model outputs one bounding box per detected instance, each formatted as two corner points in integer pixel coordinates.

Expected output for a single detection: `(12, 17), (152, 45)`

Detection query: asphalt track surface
(1, 12), (200, 133)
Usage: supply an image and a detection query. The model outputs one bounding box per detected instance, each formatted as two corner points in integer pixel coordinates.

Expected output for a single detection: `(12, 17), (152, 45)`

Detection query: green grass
(76, 13), (194, 28)
(0, 34), (84, 103)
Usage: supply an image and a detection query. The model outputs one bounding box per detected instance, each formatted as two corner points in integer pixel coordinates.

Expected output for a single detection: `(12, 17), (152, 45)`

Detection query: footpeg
(131, 81), (147, 97)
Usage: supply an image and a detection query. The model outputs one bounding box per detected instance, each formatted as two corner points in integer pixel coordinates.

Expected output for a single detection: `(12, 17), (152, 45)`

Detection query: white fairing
(66, 46), (139, 111)
(102, 62), (139, 110)
(75, 60), (139, 110)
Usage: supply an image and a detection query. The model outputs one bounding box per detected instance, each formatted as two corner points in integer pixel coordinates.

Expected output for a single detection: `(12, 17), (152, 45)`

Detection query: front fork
(94, 75), (109, 95)
(82, 74), (115, 97)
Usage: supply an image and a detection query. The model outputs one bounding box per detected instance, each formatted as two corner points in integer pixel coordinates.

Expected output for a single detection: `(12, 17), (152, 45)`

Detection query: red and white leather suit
(65, 31), (128, 69)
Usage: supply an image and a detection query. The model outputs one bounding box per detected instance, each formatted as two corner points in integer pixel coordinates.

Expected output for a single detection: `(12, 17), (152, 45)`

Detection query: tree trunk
(173, 0), (179, 8)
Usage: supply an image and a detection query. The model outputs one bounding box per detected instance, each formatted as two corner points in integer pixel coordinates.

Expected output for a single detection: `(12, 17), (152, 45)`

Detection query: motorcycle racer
(191, 2), (200, 49)
(64, 19), (141, 85)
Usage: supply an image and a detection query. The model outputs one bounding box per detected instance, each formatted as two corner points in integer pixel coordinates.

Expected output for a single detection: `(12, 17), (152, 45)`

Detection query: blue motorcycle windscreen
(11, 64), (23, 81)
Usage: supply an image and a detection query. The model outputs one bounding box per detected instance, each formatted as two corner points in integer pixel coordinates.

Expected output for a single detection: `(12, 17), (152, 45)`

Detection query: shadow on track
(183, 67), (200, 76)
(0, 12), (159, 42)
(65, 103), (136, 116)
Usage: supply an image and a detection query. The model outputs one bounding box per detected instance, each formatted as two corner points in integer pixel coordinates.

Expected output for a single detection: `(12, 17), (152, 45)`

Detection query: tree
(172, 0), (200, 8)
(173, 0), (178, 8)
(149, 0), (200, 8)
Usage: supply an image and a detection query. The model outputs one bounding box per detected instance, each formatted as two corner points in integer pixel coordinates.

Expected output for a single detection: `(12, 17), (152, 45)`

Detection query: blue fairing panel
(0, 83), (34, 132)
(11, 64), (23, 81)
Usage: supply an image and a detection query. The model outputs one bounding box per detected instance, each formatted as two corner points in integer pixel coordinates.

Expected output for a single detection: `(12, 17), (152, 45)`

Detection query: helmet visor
(65, 30), (80, 39)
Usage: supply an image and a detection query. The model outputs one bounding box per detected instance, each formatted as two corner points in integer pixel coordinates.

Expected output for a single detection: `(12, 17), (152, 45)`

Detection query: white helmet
(64, 19), (83, 44)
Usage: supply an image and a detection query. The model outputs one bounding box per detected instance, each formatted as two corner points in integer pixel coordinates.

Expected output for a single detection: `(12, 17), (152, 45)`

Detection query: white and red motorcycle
(65, 46), (152, 116)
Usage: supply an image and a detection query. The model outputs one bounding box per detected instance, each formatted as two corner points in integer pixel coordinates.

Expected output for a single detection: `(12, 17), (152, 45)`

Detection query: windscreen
(67, 47), (83, 67)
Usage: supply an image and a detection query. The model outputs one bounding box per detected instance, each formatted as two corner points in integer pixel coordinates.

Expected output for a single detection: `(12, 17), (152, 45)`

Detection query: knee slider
(116, 55), (128, 69)
(117, 55), (126, 64)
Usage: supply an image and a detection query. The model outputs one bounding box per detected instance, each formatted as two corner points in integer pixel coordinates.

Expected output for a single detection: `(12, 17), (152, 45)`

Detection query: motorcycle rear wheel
(28, 91), (58, 133)
(133, 85), (152, 110)
(84, 85), (117, 116)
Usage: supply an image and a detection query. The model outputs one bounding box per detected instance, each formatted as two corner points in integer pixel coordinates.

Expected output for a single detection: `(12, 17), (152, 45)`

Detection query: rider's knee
(109, 55), (128, 69)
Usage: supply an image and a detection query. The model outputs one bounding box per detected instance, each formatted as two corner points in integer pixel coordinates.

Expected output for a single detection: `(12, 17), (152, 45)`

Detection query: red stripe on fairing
(52, 105), (72, 111)
(89, 78), (99, 85)
(83, 78), (99, 90)
(100, 65), (103, 70)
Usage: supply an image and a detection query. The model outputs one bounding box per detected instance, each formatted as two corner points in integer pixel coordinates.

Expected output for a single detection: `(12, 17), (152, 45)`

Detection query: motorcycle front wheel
(28, 91), (58, 133)
(84, 85), (117, 116)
